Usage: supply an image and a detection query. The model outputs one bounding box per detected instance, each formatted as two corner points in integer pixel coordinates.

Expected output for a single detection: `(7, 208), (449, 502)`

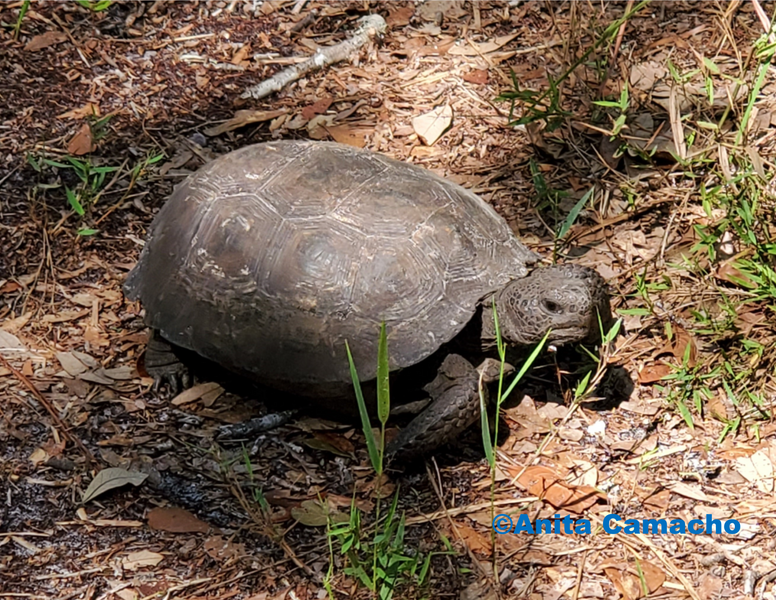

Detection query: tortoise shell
(124, 140), (538, 395)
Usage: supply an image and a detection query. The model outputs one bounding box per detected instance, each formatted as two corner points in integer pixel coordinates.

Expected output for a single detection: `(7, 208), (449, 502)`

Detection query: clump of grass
(327, 323), (446, 599)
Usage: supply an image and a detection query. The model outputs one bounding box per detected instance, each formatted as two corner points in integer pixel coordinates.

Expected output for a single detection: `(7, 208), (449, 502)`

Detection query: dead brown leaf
(56, 352), (89, 377)
(715, 261), (756, 288)
(231, 44), (251, 65)
(605, 560), (665, 600)
(386, 5), (414, 27)
(25, 31), (68, 52)
(171, 381), (224, 407)
(83, 326), (109, 347)
(637, 362), (671, 384)
(641, 488), (670, 512)
(1, 312), (31, 333)
(122, 550), (164, 571)
(204, 109), (287, 136)
(697, 574), (723, 600)
(454, 522), (491, 556)
(148, 507), (210, 533)
(511, 465), (603, 512)
(462, 69), (488, 85)
(57, 103), (100, 120)
(204, 535), (246, 561)
(301, 97), (333, 120)
(41, 309), (90, 324)
(67, 123), (96, 156)
(306, 431), (355, 456)
(448, 33), (518, 55)
(324, 125), (367, 148)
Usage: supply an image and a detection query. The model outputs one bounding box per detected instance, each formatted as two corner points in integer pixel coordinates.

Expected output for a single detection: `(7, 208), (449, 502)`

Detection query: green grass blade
(376, 322), (390, 426)
(557, 187), (593, 240)
(500, 330), (550, 405)
(66, 187), (85, 216)
(13, 0), (30, 40)
(346, 340), (380, 473)
(479, 375), (494, 468)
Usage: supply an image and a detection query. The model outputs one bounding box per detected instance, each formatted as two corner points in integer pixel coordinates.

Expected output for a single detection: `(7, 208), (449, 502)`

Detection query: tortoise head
(496, 264), (612, 346)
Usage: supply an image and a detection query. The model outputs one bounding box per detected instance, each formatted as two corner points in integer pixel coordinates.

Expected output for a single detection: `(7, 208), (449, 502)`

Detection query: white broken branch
(240, 14), (387, 100)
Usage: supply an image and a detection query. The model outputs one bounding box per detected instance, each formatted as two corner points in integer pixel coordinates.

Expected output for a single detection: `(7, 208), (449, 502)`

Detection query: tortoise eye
(543, 299), (562, 313)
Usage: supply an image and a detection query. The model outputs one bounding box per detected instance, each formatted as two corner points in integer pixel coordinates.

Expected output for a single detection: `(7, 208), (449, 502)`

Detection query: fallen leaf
(640, 560), (667, 593)
(460, 580), (498, 600)
(637, 363), (671, 384)
(148, 507), (210, 533)
(56, 352), (89, 377)
(305, 431), (355, 456)
(736, 450), (775, 492)
(68, 123), (96, 156)
(511, 465), (603, 512)
(448, 33), (518, 55)
(324, 125), (367, 148)
(80, 368), (115, 385)
(665, 481), (709, 502)
(64, 378), (90, 398)
(412, 104), (453, 145)
(0, 281), (22, 294)
(291, 500), (332, 527)
(159, 150), (194, 176)
(697, 573), (723, 600)
(204, 535), (246, 561)
(171, 381), (224, 406)
(564, 458), (598, 487)
(0, 331), (26, 351)
(463, 69), (488, 85)
(82, 468), (148, 503)
(455, 522), (491, 556)
(664, 324), (697, 366)
(1, 312), (31, 333)
(204, 109), (287, 136)
(231, 43), (251, 65)
(83, 326), (109, 347)
(122, 550), (164, 571)
(41, 309), (90, 323)
(386, 4), (414, 27)
(102, 366), (137, 380)
(642, 488), (670, 511)
(301, 97), (333, 120)
(25, 31), (68, 52)
(716, 261), (756, 288)
(116, 588), (137, 600)
(57, 103), (100, 120)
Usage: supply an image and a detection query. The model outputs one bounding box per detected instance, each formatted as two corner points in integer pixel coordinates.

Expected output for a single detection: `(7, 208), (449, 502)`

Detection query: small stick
(0, 353), (96, 467)
(241, 14), (386, 100)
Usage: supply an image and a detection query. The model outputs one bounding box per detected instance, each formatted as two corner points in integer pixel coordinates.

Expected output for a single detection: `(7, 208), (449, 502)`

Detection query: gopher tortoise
(124, 140), (611, 458)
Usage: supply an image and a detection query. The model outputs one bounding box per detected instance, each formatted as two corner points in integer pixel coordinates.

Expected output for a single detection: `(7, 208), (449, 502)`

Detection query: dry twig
(241, 14), (386, 100)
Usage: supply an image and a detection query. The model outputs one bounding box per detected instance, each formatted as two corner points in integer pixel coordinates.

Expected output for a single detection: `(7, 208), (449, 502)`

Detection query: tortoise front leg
(145, 330), (192, 394)
(386, 354), (485, 460)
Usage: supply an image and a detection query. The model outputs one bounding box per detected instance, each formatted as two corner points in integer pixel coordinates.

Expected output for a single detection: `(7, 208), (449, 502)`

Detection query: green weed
(75, 0), (113, 12)
(334, 324), (448, 598)
(12, 0), (30, 40)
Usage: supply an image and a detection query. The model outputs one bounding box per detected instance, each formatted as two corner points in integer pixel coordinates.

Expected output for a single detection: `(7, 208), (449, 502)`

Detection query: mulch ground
(3, 1), (776, 599)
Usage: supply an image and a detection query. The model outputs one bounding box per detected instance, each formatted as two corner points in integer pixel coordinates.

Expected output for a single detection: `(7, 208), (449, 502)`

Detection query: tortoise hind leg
(145, 330), (192, 394)
(386, 354), (484, 460)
